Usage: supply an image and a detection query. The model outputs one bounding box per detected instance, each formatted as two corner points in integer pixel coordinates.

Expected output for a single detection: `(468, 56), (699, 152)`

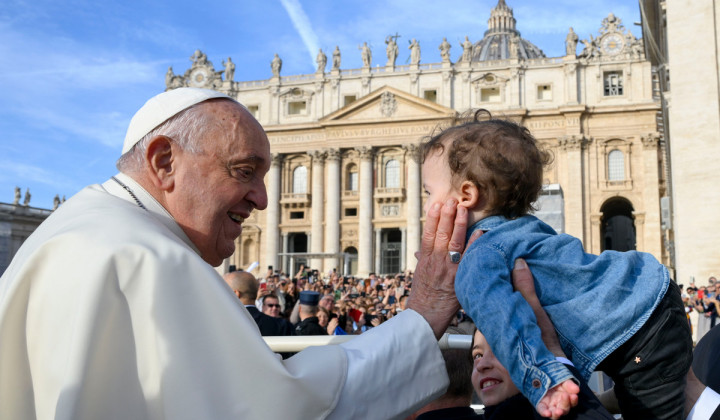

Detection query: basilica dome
(472, 0), (545, 61)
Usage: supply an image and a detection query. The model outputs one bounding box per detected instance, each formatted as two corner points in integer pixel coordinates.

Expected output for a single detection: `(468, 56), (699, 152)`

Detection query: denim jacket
(456, 215), (669, 407)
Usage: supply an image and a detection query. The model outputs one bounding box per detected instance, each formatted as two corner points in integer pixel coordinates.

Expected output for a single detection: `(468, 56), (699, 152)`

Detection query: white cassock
(0, 173), (449, 420)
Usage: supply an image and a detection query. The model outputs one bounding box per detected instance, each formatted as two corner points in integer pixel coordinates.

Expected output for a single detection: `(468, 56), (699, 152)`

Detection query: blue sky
(0, 0), (641, 208)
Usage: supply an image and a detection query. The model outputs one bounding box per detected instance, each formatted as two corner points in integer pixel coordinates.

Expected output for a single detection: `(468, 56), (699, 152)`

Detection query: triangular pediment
(320, 86), (456, 125)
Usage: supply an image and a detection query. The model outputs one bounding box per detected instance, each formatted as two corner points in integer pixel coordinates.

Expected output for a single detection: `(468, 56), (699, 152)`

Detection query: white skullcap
(122, 87), (233, 154)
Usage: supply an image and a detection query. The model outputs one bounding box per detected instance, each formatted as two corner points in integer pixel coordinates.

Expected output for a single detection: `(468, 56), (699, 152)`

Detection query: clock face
(189, 68), (209, 87)
(602, 33), (625, 55)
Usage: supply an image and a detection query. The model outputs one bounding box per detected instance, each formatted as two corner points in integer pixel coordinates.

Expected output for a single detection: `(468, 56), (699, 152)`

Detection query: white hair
(116, 100), (227, 173)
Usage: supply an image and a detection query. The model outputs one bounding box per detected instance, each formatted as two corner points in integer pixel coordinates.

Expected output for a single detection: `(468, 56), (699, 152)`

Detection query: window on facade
(344, 208), (357, 217)
(288, 101), (307, 115)
(247, 105), (259, 119)
(537, 85), (552, 101)
(347, 164), (358, 191)
(423, 90), (437, 103)
(343, 95), (357, 106)
(608, 150), (625, 181)
(290, 211), (304, 219)
(292, 166), (307, 193)
(480, 87), (500, 102)
(604, 71), (623, 96)
(385, 159), (400, 188)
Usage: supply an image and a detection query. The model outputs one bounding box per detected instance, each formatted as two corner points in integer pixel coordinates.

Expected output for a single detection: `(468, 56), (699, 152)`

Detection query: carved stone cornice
(325, 148), (341, 162)
(641, 133), (660, 149)
(558, 135), (588, 151)
(402, 143), (422, 163)
(271, 153), (284, 167)
(356, 146), (375, 160)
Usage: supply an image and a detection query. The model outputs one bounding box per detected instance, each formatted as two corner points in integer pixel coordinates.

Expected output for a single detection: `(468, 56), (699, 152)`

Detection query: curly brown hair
(421, 110), (552, 219)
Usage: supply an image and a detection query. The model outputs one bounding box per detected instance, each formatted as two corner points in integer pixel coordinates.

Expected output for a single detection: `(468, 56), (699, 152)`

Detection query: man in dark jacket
(224, 271), (293, 337)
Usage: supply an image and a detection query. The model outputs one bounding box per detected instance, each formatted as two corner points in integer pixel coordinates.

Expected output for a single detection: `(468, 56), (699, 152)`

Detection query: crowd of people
(682, 277), (719, 340)
(252, 265), (415, 336)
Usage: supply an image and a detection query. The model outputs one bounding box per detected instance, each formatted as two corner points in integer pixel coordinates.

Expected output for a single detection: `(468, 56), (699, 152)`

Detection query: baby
(420, 110), (692, 420)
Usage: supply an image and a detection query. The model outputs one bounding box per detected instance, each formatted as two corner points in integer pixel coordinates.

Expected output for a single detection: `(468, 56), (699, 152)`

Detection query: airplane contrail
(279, 0), (320, 69)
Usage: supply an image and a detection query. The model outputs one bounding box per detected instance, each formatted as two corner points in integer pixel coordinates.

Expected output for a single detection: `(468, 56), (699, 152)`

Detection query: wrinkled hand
(537, 379), (580, 419)
(407, 199), (468, 339)
(371, 317), (381, 327)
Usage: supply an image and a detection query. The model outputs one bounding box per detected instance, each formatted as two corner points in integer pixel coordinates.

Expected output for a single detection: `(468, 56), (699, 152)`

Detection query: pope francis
(0, 88), (470, 419)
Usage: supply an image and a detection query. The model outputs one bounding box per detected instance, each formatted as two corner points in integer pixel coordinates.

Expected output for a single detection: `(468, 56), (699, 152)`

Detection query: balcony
(280, 193), (311, 208)
(374, 187), (406, 203)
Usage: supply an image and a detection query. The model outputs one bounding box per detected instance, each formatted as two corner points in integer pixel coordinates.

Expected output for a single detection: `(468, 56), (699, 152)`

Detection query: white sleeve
(687, 387), (720, 420)
(328, 310), (450, 420)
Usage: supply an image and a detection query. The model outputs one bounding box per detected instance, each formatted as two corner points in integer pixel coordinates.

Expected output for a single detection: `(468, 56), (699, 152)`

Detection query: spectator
(406, 326), (480, 420)
(295, 291), (327, 336)
(223, 271), (293, 338)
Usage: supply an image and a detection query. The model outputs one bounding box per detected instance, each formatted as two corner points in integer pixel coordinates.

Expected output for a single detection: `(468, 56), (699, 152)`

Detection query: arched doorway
(344, 246), (358, 276)
(600, 198), (636, 252)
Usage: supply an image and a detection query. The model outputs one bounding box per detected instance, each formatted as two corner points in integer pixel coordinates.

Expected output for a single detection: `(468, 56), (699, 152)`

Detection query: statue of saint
(316, 48), (327, 73)
(359, 42), (372, 68)
(271, 54), (282, 77)
(385, 35), (399, 66)
(566, 27), (579, 56)
(332, 46), (341, 70)
(222, 57), (235, 81)
(13, 186), (20, 205)
(23, 189), (31, 206)
(409, 39), (421, 65)
(53, 195), (60, 210)
(439, 37), (451, 63)
(460, 36), (473, 62)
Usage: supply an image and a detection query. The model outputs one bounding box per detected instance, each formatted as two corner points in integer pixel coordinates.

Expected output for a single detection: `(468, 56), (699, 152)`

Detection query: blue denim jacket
(456, 215), (669, 407)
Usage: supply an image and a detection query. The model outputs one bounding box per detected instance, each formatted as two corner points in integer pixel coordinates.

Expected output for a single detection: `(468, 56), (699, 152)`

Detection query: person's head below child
(420, 109), (552, 227)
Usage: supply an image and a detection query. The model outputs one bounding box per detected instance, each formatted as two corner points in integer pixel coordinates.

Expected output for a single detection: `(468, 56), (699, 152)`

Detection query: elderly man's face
(168, 100), (270, 266)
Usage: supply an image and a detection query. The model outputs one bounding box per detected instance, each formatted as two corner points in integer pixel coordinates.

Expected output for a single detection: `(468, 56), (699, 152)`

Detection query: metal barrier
(264, 333), (472, 352)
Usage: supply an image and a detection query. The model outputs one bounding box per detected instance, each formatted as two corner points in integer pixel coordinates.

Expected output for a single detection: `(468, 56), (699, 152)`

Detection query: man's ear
(145, 135), (176, 191)
(458, 180), (480, 209)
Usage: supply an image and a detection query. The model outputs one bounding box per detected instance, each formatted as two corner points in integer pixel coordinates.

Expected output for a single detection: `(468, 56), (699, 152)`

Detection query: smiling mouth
(481, 379), (500, 390)
(228, 212), (245, 224)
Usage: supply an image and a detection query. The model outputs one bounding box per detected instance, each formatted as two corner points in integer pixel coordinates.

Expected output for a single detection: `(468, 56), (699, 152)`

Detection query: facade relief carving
(380, 91), (398, 117)
(559, 134), (588, 150)
(356, 146), (375, 160)
(641, 133), (661, 149)
(325, 149), (341, 161)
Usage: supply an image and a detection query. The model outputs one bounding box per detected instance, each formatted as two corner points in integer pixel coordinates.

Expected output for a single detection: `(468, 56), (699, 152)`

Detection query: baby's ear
(458, 181), (481, 209)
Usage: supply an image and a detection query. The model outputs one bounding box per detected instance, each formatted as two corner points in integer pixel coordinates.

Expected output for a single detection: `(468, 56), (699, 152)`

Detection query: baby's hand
(536, 379), (580, 419)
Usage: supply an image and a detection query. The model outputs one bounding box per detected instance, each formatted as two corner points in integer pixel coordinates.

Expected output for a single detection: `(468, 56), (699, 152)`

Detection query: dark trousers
(597, 281), (692, 420)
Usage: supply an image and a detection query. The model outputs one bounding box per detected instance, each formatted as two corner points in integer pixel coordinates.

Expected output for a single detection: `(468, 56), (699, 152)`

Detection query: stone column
(404, 144), (422, 271)
(265, 153), (283, 272)
(374, 228), (382, 274)
(310, 150), (326, 270)
(641, 134), (662, 257)
(357, 146), (375, 277)
(324, 149), (341, 272)
(559, 135), (587, 243)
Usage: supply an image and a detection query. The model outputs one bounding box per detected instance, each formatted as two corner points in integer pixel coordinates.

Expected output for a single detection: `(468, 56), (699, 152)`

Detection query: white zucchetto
(122, 88), (233, 154)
